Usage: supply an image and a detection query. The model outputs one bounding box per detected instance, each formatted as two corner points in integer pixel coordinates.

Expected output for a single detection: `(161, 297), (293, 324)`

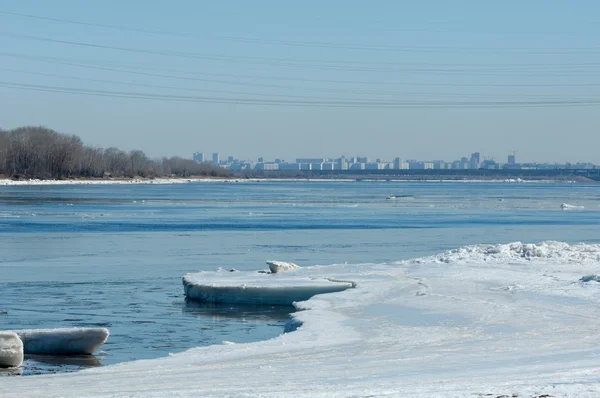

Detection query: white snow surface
(266, 260), (300, 273)
(5, 241), (600, 396)
(183, 268), (353, 305)
(13, 328), (109, 355)
(0, 178), (224, 186)
(0, 332), (23, 368)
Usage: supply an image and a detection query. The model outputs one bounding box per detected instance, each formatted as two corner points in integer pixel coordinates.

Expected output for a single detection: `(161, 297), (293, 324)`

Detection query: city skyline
(1, 2), (600, 163)
(193, 150), (598, 172)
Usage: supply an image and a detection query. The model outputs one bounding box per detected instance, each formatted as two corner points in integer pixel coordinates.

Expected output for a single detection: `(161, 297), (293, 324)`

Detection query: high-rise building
(193, 152), (204, 163)
(470, 152), (480, 169)
(508, 154), (516, 165)
(339, 156), (348, 170)
(212, 152), (220, 165)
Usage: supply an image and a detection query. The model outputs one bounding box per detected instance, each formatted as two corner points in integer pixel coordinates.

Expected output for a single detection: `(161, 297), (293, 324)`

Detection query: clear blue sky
(1, 0), (600, 163)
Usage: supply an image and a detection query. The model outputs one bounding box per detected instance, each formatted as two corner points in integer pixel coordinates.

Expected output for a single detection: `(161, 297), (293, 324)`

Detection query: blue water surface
(1, 181), (599, 374)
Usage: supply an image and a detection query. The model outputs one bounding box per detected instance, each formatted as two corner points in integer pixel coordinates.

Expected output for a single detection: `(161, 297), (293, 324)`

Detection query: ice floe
(5, 242), (600, 396)
(561, 202), (585, 210)
(14, 328), (109, 355)
(183, 268), (354, 305)
(0, 332), (23, 368)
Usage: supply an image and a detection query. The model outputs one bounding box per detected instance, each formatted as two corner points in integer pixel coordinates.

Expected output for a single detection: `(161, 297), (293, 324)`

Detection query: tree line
(0, 126), (230, 179)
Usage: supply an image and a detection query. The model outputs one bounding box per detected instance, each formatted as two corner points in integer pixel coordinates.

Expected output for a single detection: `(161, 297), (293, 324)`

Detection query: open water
(1, 180), (599, 375)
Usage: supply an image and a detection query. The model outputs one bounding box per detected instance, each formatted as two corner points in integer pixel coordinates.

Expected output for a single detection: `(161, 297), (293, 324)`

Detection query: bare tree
(0, 126), (229, 179)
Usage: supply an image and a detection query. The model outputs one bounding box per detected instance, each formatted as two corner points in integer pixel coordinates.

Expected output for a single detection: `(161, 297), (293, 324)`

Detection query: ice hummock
(14, 328), (109, 355)
(0, 332), (23, 368)
(183, 267), (353, 305)
(266, 260), (300, 273)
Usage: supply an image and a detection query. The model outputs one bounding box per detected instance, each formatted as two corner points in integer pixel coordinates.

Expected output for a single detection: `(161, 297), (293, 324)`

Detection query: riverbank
(0, 177), (235, 186)
(0, 175), (592, 185)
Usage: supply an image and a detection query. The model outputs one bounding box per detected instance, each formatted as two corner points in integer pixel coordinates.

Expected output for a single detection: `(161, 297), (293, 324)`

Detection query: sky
(1, 0), (600, 164)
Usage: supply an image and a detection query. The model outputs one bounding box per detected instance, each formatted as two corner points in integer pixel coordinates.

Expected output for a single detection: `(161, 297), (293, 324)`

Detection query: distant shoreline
(0, 177), (234, 186)
(0, 175), (593, 185)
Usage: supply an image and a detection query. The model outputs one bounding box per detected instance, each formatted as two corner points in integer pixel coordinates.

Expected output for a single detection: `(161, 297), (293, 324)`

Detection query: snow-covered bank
(0, 177), (583, 186)
(14, 328), (109, 355)
(0, 178), (230, 186)
(4, 241), (600, 397)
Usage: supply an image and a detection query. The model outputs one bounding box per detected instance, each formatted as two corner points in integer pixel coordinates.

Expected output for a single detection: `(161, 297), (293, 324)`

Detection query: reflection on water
(10, 355), (102, 376)
(25, 354), (102, 367)
(183, 299), (294, 323)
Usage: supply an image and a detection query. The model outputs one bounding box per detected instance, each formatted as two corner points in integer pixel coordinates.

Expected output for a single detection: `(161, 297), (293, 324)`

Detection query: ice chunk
(183, 270), (353, 305)
(580, 275), (600, 283)
(561, 202), (584, 210)
(266, 260), (300, 273)
(0, 332), (23, 368)
(15, 328), (109, 355)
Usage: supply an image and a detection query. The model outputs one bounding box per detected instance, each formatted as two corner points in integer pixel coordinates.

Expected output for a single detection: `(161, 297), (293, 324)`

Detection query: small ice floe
(561, 203), (584, 210)
(386, 195), (414, 200)
(14, 328), (109, 355)
(266, 261), (300, 273)
(183, 268), (354, 305)
(0, 332), (23, 368)
(579, 275), (600, 283)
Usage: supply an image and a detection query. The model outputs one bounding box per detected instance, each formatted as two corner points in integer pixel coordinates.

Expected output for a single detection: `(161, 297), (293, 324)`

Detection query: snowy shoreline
(0, 177), (231, 186)
(3, 241), (600, 397)
(0, 177), (581, 186)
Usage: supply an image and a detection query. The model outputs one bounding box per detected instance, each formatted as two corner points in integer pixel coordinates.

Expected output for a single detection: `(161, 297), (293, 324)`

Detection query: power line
(2, 31), (600, 76)
(2, 81), (600, 108)
(1, 9), (599, 54)
(4, 52), (600, 91)
(4, 67), (596, 101)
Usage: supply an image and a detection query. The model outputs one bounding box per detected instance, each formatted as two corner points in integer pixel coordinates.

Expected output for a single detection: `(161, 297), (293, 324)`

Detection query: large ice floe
(5, 241), (600, 397)
(0, 332), (23, 368)
(13, 328), (109, 355)
(183, 262), (353, 305)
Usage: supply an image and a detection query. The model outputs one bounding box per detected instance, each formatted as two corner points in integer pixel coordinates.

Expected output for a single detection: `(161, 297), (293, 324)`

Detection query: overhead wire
(1, 9), (599, 54)
(2, 81), (600, 108)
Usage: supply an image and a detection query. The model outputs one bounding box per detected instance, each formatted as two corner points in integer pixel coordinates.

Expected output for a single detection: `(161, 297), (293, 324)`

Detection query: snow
(561, 202), (585, 210)
(183, 269), (353, 305)
(14, 328), (109, 355)
(0, 178), (222, 186)
(4, 242), (600, 396)
(0, 332), (23, 368)
(266, 260), (300, 273)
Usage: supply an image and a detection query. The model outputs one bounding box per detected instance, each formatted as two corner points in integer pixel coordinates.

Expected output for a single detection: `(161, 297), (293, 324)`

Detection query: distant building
(393, 157), (409, 170)
(470, 152), (480, 169)
(296, 158), (327, 164)
(227, 156), (234, 163)
(279, 163), (301, 171)
(193, 152), (204, 163)
(256, 162), (279, 171)
(212, 152), (220, 165)
(508, 154), (516, 165)
(366, 162), (385, 170)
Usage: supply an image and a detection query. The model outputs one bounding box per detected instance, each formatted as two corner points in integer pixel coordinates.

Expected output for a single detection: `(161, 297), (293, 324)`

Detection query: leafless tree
(0, 126), (229, 179)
